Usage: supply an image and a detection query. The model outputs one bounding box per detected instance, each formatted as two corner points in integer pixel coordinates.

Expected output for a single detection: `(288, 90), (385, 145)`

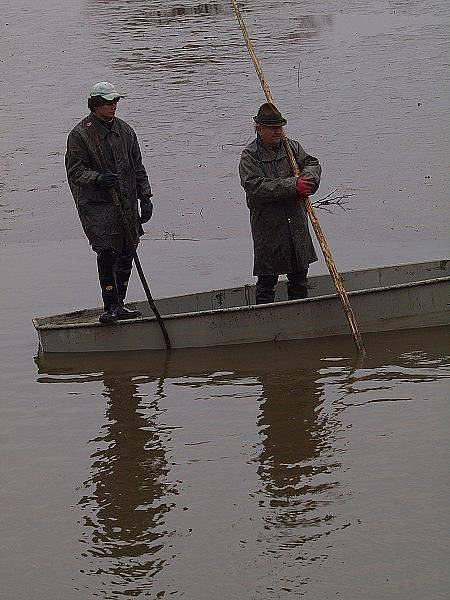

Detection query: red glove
(296, 177), (314, 200)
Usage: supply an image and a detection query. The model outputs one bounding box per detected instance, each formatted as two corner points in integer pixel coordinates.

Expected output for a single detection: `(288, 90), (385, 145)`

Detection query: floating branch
(312, 189), (356, 213)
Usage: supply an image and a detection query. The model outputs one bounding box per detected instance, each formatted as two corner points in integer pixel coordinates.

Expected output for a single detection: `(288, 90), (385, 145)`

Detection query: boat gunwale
(33, 274), (450, 332)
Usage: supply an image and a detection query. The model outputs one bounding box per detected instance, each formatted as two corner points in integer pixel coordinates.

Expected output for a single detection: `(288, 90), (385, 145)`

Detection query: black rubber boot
(287, 270), (308, 300)
(115, 269), (131, 306)
(115, 245), (134, 300)
(97, 250), (119, 306)
(255, 274), (278, 304)
(115, 305), (142, 320)
(99, 305), (120, 324)
(96, 249), (120, 324)
(115, 260), (141, 320)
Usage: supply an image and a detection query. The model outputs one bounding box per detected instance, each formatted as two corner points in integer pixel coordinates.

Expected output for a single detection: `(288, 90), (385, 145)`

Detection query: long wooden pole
(231, 0), (366, 356)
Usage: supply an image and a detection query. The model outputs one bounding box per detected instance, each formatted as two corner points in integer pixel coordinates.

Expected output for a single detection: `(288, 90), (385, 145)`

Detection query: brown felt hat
(253, 102), (287, 126)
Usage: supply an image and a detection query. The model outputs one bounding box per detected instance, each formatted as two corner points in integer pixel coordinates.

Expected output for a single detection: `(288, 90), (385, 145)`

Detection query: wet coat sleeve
(65, 130), (100, 187)
(131, 132), (152, 200)
(239, 149), (298, 208)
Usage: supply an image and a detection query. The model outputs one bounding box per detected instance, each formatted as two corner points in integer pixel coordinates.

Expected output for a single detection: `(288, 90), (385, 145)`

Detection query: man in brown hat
(239, 103), (321, 304)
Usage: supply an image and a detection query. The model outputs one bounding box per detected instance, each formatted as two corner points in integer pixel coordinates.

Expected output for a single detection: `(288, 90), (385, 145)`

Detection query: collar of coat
(86, 112), (121, 139)
(251, 136), (298, 163)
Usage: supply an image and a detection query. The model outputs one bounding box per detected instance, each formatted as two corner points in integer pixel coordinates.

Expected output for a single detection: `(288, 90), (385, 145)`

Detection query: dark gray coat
(65, 113), (152, 251)
(239, 137), (321, 275)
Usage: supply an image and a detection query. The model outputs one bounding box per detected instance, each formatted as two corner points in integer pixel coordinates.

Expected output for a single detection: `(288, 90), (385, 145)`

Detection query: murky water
(1, 0), (449, 598)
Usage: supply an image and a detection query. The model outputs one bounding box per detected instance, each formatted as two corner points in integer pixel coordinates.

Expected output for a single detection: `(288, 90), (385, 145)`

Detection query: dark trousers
(256, 269), (308, 304)
(95, 244), (135, 310)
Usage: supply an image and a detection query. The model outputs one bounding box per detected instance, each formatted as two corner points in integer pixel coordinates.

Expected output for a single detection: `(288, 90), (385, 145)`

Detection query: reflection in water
(137, 2), (225, 25)
(94, 0), (227, 24)
(255, 365), (343, 571)
(78, 372), (175, 595)
(84, 0), (333, 75)
(286, 14), (334, 41)
(35, 328), (450, 596)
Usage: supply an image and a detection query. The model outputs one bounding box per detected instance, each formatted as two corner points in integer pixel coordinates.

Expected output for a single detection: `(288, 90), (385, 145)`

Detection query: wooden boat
(33, 259), (449, 354)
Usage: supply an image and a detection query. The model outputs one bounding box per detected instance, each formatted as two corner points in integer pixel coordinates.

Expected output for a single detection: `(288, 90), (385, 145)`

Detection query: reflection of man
(80, 374), (170, 587)
(239, 103), (322, 304)
(256, 366), (338, 550)
(65, 82), (154, 324)
(257, 371), (320, 493)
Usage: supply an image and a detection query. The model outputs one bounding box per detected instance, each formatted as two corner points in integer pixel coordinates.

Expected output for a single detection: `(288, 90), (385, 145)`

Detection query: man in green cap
(239, 103), (321, 304)
(65, 81), (154, 323)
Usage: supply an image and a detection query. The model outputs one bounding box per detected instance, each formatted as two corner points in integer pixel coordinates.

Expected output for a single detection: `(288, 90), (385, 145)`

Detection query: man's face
(95, 98), (119, 121)
(257, 124), (283, 147)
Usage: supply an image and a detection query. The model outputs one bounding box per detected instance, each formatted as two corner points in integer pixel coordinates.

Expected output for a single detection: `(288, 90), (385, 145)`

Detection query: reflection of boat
(33, 260), (449, 354)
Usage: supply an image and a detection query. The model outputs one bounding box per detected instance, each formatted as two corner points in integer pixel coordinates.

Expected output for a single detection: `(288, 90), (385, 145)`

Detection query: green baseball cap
(89, 81), (125, 100)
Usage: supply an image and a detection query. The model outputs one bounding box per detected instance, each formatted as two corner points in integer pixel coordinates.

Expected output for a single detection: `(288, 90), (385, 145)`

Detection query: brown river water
(1, 0), (449, 598)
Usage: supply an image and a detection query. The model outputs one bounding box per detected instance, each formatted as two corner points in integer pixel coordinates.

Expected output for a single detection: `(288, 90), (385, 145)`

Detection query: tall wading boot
(99, 286), (120, 324)
(114, 253), (142, 320)
(255, 274), (278, 304)
(97, 249), (120, 324)
(287, 269), (309, 300)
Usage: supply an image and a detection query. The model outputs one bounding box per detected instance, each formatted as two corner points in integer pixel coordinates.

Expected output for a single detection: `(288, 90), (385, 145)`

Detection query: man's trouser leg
(256, 274), (278, 304)
(96, 248), (119, 310)
(287, 269), (309, 300)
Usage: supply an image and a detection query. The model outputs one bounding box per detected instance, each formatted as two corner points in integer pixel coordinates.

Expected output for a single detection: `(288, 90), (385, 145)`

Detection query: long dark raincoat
(65, 113), (152, 252)
(239, 137), (321, 275)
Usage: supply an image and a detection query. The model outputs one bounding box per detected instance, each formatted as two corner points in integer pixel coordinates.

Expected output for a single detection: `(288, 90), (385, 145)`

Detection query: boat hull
(33, 260), (450, 353)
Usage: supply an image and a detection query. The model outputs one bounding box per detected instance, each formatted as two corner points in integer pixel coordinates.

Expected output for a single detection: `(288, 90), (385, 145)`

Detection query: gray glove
(139, 198), (153, 224)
